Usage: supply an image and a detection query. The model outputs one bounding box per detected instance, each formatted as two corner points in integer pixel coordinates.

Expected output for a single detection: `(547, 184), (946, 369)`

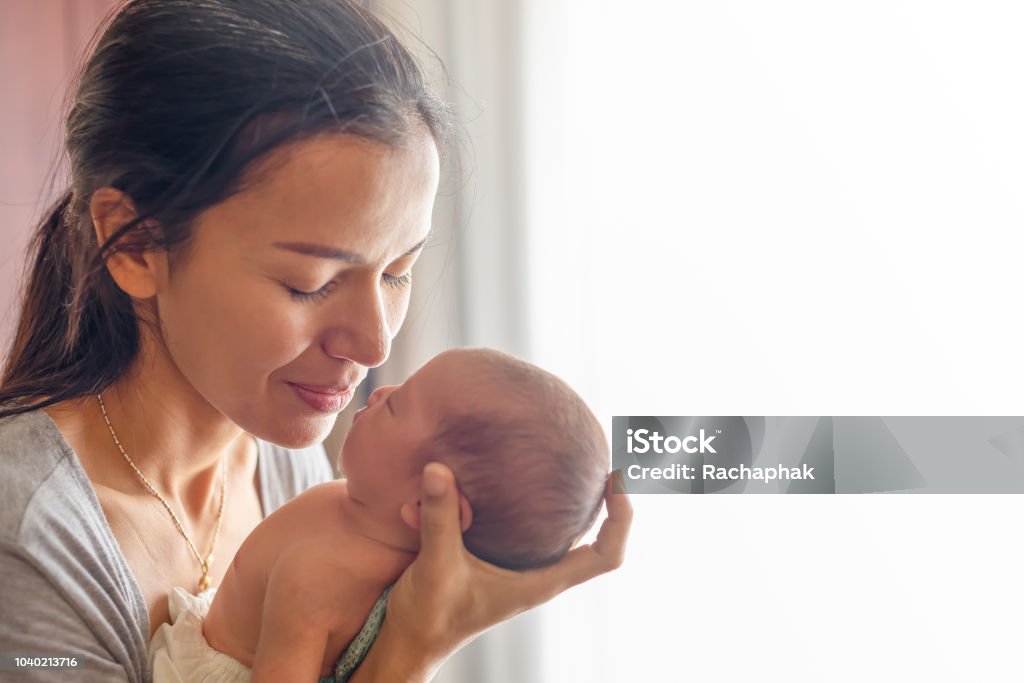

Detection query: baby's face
(339, 350), (469, 517)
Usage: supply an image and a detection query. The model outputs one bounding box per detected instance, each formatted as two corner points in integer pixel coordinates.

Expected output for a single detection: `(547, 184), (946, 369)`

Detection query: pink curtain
(0, 0), (117, 361)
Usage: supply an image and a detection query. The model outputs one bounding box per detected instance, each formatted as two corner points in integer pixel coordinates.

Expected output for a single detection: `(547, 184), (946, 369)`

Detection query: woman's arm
(349, 464), (632, 683)
(0, 542), (135, 682)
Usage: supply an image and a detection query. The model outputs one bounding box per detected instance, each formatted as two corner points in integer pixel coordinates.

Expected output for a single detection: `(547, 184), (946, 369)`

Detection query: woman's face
(155, 132), (440, 447)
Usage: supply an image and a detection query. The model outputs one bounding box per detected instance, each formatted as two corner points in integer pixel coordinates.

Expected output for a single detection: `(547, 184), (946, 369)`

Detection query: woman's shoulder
(0, 406), (130, 578)
(0, 407), (87, 542)
(253, 436), (336, 515)
(0, 406), (151, 679)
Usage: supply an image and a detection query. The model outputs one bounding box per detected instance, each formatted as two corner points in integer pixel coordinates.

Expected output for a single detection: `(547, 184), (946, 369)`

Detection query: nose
(367, 385), (397, 408)
(321, 279), (392, 368)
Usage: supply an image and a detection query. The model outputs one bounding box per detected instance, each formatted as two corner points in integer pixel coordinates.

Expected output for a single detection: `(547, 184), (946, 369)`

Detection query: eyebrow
(272, 232), (432, 263)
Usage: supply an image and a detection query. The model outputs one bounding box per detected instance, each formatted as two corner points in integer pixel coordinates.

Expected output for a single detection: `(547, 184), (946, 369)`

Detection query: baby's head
(340, 348), (608, 569)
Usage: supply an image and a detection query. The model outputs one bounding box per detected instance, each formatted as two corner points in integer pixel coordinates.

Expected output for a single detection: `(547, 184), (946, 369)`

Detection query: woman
(0, 1), (631, 681)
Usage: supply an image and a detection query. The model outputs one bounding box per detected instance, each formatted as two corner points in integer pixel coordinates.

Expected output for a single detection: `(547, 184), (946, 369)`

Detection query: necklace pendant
(199, 574), (211, 592)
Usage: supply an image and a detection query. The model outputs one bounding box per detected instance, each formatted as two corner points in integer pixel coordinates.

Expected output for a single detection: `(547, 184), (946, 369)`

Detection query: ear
(400, 492), (474, 533)
(457, 493), (473, 532)
(90, 187), (168, 299)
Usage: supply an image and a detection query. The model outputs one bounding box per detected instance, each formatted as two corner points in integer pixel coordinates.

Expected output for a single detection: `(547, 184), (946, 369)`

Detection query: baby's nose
(367, 385), (393, 407)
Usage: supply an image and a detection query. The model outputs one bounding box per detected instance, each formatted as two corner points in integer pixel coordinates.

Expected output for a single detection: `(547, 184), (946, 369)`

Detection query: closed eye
(286, 270), (412, 303)
(382, 272), (412, 289)
(287, 281), (337, 303)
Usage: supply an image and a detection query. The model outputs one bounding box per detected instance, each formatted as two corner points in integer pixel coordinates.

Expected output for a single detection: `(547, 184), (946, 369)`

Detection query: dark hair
(0, 0), (453, 418)
(414, 349), (609, 570)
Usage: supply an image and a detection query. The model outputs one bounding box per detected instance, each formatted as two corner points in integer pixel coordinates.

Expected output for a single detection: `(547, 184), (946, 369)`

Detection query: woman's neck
(45, 335), (249, 517)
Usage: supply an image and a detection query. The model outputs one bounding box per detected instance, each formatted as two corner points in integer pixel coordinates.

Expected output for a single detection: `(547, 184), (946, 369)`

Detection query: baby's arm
(250, 552), (338, 683)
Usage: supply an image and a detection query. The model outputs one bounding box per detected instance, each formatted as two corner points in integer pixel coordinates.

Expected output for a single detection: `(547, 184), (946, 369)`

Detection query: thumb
(417, 462), (465, 563)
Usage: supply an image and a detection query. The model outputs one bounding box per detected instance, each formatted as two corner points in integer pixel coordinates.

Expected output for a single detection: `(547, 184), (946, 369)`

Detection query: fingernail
(424, 462), (448, 497)
(611, 469), (626, 494)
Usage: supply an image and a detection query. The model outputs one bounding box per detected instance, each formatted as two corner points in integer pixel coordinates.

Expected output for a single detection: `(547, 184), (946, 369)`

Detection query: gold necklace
(96, 393), (226, 592)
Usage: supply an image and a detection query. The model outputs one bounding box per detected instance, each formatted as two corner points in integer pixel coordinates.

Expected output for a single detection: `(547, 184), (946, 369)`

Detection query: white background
(521, 2), (1024, 681)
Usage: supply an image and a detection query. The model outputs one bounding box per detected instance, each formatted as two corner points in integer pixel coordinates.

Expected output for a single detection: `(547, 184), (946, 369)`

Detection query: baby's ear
(399, 500), (421, 530)
(399, 494), (474, 533)
(457, 493), (473, 532)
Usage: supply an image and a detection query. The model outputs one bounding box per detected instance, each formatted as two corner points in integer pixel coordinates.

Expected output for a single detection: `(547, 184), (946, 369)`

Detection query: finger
(600, 470), (634, 549)
(610, 468), (627, 495)
(591, 474), (633, 567)
(416, 462), (467, 565)
(526, 474), (634, 596)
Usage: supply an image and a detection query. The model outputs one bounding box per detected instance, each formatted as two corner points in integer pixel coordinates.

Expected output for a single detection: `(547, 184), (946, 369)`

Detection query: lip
(288, 382), (355, 414)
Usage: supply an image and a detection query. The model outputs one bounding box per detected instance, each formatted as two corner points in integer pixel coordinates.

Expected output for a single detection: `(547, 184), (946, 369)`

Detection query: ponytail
(0, 190), (139, 419)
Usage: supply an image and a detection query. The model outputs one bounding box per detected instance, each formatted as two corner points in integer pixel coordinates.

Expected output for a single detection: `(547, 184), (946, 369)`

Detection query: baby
(149, 348), (609, 682)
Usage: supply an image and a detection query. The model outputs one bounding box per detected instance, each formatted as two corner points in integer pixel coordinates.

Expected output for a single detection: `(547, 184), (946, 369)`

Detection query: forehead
(407, 352), (504, 413)
(408, 352), (462, 399)
(196, 132), (440, 261)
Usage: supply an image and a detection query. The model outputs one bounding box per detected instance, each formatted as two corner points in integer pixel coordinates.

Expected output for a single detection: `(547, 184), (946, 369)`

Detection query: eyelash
(287, 272), (413, 303)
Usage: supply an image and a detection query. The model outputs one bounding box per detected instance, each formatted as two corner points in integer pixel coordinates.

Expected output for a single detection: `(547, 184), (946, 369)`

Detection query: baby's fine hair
(414, 349), (608, 570)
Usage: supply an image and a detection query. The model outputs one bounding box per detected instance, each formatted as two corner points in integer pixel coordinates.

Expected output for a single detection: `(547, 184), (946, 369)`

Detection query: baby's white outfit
(149, 586), (252, 682)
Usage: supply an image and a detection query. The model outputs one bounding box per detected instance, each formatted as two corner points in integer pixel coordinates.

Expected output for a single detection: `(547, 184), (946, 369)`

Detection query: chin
(235, 407), (336, 450)
(278, 417), (336, 449)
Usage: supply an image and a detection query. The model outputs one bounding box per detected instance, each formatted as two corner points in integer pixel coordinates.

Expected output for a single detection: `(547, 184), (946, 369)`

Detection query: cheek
(158, 280), (238, 377)
(239, 304), (314, 373)
(158, 270), (312, 389)
(385, 287), (413, 336)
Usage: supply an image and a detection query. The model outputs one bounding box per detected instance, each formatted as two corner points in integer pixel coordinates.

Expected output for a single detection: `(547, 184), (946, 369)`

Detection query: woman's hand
(351, 462), (632, 681)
